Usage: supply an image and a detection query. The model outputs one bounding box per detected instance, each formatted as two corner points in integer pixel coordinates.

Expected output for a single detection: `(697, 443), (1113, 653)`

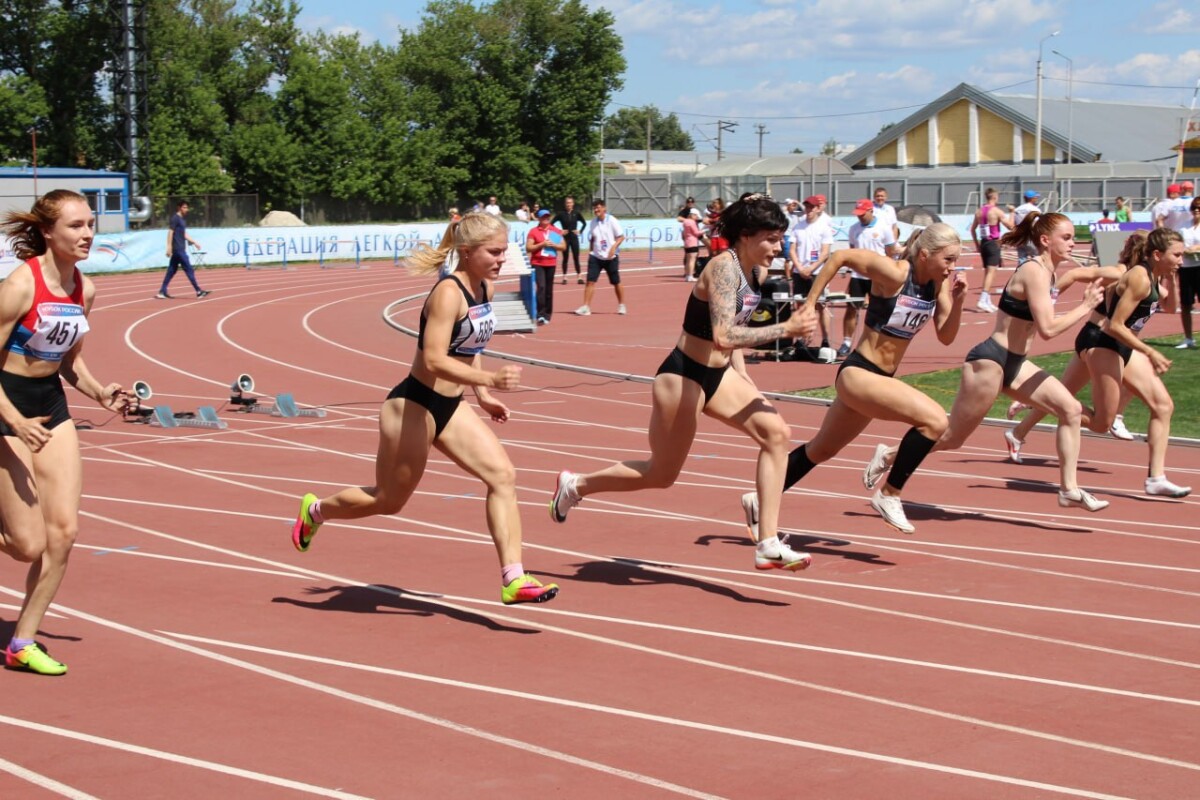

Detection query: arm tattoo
(710, 258), (790, 348)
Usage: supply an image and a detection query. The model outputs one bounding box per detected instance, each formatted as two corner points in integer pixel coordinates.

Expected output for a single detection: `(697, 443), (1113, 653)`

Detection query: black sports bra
(1106, 263), (1159, 334)
(681, 252), (762, 341)
(862, 266), (936, 340)
(998, 263), (1058, 321)
(417, 275), (497, 356)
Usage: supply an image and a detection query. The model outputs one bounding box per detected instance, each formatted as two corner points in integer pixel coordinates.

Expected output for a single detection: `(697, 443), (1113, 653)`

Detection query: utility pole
(716, 120), (738, 161)
(645, 112), (652, 175)
(754, 123), (768, 157)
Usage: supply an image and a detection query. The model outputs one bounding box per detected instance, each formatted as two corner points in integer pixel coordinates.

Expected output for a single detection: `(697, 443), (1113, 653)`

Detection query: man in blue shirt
(157, 200), (210, 299)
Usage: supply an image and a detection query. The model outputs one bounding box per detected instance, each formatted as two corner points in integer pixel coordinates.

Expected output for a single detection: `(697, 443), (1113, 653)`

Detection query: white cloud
(1144, 2), (1200, 35)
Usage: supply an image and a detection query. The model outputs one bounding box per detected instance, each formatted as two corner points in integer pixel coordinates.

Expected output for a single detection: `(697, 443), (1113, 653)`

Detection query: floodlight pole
(1052, 49), (1073, 166)
(1034, 30), (1059, 177)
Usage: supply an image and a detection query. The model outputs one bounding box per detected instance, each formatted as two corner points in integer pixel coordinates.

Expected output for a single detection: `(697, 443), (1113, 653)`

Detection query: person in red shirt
(526, 209), (564, 324)
(0, 190), (130, 675)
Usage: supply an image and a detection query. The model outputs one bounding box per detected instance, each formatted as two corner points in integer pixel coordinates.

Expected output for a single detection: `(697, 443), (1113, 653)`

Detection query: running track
(1, 254), (1197, 799)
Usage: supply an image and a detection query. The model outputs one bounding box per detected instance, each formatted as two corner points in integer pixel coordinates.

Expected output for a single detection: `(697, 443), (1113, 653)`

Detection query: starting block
(271, 393), (326, 418)
(148, 405), (227, 430)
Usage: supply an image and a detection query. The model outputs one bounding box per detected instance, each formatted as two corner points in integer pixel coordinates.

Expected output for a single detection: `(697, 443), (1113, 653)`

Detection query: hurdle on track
(242, 237), (292, 270)
(319, 239), (368, 269)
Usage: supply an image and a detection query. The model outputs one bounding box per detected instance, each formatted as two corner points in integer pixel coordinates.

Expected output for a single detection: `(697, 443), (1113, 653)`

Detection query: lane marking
(0, 715), (375, 800)
(0, 756), (100, 800)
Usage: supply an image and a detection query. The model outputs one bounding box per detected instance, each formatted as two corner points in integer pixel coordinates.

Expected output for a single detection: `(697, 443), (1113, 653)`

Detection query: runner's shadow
(540, 559), (788, 607)
(695, 533), (894, 566)
(272, 585), (538, 634)
(955, 456), (1107, 475)
(846, 501), (1089, 533)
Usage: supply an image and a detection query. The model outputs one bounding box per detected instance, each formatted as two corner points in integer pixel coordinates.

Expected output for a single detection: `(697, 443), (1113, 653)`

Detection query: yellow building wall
(1020, 131), (1056, 162)
(907, 121), (930, 167)
(977, 107), (1014, 163)
(936, 100), (970, 164)
(873, 140), (899, 168)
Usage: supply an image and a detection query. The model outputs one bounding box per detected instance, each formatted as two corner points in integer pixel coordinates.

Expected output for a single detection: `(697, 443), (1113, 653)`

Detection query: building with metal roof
(843, 82), (1194, 170)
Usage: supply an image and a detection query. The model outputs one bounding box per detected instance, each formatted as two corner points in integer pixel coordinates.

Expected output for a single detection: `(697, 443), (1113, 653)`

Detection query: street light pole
(1035, 30), (1060, 177)
(1052, 49), (1074, 166)
(27, 126), (38, 198)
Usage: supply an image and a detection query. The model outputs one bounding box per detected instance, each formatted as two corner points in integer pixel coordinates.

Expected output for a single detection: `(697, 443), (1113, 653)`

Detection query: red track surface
(2, 254), (1197, 799)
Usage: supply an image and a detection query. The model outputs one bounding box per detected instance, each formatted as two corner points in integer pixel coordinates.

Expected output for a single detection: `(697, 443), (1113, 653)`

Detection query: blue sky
(295, 0), (1200, 159)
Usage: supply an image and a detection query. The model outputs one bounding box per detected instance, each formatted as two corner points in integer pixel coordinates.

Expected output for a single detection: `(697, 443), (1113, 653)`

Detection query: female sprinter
(292, 213), (558, 605)
(550, 194), (819, 572)
(745, 223), (968, 536)
(1007, 227), (1189, 498)
(0, 190), (129, 675)
(864, 212), (1108, 516)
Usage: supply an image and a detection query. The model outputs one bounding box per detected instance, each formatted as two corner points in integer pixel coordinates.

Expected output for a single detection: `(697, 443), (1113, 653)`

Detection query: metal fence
(603, 174), (1174, 218)
(138, 194), (260, 229)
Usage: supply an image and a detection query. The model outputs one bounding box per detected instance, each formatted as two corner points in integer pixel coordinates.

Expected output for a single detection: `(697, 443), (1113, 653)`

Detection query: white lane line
(0, 756), (100, 799)
(69, 506), (1200, 777)
(155, 632), (1164, 800)
(0, 594), (724, 800)
(0, 715), (375, 800)
(79, 447), (1200, 667)
(73, 543), (309, 579)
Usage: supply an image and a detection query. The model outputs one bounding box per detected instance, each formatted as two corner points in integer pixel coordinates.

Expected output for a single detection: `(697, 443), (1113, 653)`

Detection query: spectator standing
(514, 201), (530, 222)
(676, 196), (699, 222)
(971, 187), (1012, 313)
(680, 207), (703, 282)
(156, 201), (209, 300)
(484, 196), (502, 216)
(838, 198), (898, 357)
(788, 196), (835, 348)
(1176, 197), (1200, 349)
(1114, 196), (1132, 223)
(575, 200), (626, 316)
(1153, 184), (1188, 230)
(526, 209), (563, 324)
(552, 196), (587, 285)
(705, 198), (728, 257)
(1011, 190), (1041, 264)
(872, 188), (900, 244)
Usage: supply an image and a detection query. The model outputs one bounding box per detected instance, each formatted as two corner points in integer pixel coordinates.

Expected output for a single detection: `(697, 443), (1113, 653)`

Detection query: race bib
(25, 302), (89, 361)
(733, 292), (761, 326)
(454, 303), (496, 355)
(1129, 302), (1159, 334)
(881, 295), (935, 340)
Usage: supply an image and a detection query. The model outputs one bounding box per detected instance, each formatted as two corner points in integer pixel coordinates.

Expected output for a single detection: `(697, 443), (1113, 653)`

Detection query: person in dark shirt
(156, 201), (209, 299)
(552, 196), (587, 284)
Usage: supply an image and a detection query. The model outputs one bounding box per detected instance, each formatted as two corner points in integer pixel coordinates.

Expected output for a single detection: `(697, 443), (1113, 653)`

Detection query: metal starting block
(271, 393), (326, 418)
(148, 405), (227, 430)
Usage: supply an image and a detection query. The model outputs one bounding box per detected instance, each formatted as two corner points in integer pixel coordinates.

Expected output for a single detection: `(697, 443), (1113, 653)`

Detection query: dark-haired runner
(551, 194), (819, 571)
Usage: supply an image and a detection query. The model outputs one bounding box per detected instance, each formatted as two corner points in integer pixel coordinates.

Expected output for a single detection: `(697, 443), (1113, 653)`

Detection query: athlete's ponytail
(0, 190), (89, 261)
(405, 212), (508, 276)
(999, 210), (1069, 253)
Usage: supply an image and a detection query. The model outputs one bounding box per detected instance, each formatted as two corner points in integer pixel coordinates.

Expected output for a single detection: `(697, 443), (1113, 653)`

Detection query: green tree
(144, 0), (300, 197)
(0, 75), (49, 165)
(602, 105), (693, 151)
(820, 137), (839, 156)
(396, 0), (624, 211)
(0, 0), (117, 168)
